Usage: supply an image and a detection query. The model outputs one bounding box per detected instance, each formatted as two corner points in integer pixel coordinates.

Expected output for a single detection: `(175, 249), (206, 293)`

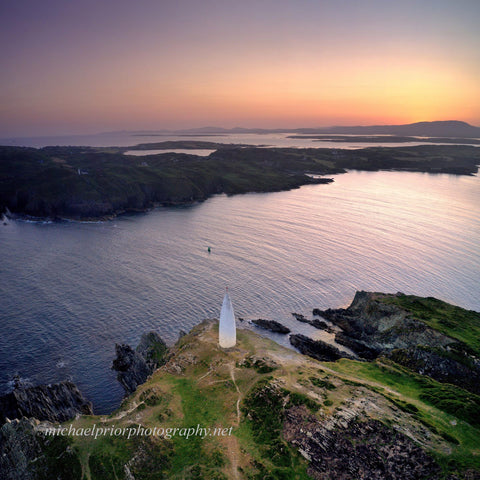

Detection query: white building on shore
(219, 290), (236, 348)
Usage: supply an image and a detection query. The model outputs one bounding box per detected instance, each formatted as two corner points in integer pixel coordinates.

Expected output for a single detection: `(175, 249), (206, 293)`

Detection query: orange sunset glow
(1, 0), (479, 135)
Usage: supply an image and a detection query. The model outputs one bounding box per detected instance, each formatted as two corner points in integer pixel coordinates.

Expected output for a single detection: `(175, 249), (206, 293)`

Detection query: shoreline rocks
(251, 319), (290, 334)
(291, 312), (309, 323)
(289, 334), (355, 362)
(292, 312), (334, 332)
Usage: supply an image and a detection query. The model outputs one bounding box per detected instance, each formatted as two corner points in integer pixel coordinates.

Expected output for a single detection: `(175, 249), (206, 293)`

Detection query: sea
(1, 132), (479, 413)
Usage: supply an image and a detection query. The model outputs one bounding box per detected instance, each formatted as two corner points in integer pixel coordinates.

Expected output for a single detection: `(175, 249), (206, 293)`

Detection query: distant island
(1, 291), (480, 479)
(1, 140), (479, 220)
(118, 120), (480, 139)
(287, 134), (480, 145)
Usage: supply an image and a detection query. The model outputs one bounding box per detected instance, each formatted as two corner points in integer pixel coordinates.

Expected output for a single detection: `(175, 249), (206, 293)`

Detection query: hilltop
(1, 292), (480, 479)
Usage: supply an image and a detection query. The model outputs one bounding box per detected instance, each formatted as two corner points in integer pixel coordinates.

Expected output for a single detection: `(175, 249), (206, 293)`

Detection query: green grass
(166, 377), (229, 479)
(239, 379), (314, 480)
(86, 433), (173, 480)
(309, 376), (336, 390)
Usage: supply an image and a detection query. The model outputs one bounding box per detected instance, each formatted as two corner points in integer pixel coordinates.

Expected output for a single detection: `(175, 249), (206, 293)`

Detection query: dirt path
(224, 362), (242, 479)
(229, 363), (242, 425)
(100, 400), (144, 422)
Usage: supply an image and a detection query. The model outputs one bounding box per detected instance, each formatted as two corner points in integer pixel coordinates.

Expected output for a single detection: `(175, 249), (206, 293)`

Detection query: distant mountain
(178, 121), (480, 138)
(317, 120), (480, 138)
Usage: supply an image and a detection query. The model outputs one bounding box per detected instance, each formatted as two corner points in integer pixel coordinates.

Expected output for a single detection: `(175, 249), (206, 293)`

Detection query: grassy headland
(3, 293), (480, 479)
(25, 313), (480, 479)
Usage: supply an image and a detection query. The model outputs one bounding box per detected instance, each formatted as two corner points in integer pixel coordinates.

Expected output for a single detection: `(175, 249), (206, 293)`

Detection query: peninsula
(1, 142), (479, 220)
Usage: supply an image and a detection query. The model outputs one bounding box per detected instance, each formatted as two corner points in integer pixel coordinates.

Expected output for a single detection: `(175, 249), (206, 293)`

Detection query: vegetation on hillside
(1, 143), (479, 219)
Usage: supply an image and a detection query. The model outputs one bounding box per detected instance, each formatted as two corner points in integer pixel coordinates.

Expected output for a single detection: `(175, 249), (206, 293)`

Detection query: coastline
(1, 142), (479, 221)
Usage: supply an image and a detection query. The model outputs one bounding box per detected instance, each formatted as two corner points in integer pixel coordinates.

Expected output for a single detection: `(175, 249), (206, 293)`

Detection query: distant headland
(1, 143), (479, 221)
(100, 120), (480, 138)
(1, 122), (479, 221)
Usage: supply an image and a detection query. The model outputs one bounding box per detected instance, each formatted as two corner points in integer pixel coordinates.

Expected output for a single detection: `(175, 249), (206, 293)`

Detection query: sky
(1, 0), (479, 136)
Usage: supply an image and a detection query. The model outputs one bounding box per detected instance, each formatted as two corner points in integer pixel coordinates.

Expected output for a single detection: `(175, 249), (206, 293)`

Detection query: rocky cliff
(0, 381), (93, 424)
(112, 331), (168, 394)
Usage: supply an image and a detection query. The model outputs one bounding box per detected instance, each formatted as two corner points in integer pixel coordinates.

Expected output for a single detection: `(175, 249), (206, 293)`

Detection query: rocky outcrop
(316, 291), (455, 352)
(284, 405), (442, 480)
(289, 334), (355, 362)
(334, 332), (382, 360)
(112, 331), (168, 394)
(136, 331), (168, 370)
(251, 319), (290, 334)
(112, 344), (151, 394)
(0, 381), (93, 424)
(314, 291), (480, 394)
(310, 319), (329, 330)
(293, 313), (334, 332)
(292, 312), (309, 323)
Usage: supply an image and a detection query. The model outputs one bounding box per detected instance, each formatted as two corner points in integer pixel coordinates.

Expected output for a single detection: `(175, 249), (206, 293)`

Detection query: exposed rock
(310, 319), (330, 331)
(0, 381), (93, 424)
(0, 418), (88, 480)
(178, 329), (188, 339)
(251, 319), (290, 334)
(292, 312), (309, 323)
(289, 334), (355, 362)
(112, 331), (168, 394)
(238, 355), (278, 373)
(292, 313), (334, 331)
(335, 332), (382, 360)
(112, 344), (152, 394)
(316, 291), (455, 352)
(284, 405), (442, 480)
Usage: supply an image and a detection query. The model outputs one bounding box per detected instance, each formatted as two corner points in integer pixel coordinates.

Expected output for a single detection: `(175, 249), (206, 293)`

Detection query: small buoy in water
(207, 247), (211, 253)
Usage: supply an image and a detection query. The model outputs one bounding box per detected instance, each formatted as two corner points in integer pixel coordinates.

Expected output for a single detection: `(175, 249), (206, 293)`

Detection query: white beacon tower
(219, 289), (236, 348)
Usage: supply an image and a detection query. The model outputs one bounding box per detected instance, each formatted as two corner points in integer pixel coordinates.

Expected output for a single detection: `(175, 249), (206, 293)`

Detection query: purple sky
(1, 0), (479, 136)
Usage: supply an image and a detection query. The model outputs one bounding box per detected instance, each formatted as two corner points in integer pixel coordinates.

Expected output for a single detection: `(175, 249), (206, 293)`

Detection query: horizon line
(1, 119), (479, 140)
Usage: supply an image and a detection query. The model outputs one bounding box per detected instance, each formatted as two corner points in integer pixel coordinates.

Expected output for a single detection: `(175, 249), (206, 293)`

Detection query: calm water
(2, 131), (478, 150)
(1, 170), (479, 412)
